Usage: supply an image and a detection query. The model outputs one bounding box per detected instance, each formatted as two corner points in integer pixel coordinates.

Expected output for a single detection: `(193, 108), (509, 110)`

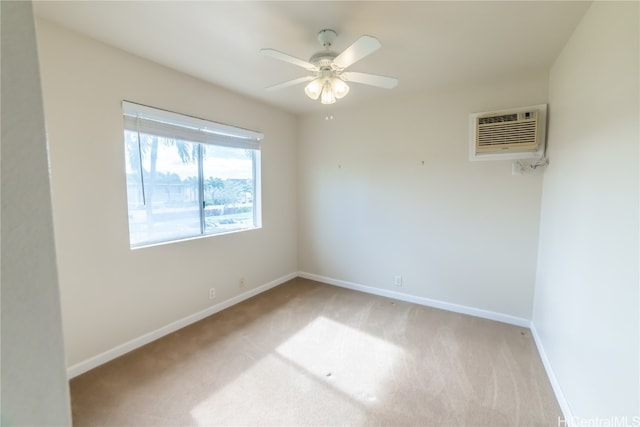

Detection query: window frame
(122, 101), (263, 248)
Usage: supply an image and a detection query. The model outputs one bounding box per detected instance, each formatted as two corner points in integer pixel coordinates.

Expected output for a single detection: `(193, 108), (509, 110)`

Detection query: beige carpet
(70, 278), (561, 426)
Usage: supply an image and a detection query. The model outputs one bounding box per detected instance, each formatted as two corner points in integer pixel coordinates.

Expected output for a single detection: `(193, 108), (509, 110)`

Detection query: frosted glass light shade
(305, 74), (349, 104)
(332, 78), (350, 99)
(320, 83), (336, 104)
(304, 79), (323, 100)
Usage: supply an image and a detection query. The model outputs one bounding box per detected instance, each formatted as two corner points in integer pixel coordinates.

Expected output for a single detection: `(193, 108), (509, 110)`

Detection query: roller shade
(122, 101), (262, 150)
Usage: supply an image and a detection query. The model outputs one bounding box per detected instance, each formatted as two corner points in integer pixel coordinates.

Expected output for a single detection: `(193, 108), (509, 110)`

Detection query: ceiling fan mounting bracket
(317, 29), (337, 48)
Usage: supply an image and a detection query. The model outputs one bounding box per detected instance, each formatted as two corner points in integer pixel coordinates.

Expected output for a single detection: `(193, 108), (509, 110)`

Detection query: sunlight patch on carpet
(275, 315), (403, 404)
(189, 316), (403, 425)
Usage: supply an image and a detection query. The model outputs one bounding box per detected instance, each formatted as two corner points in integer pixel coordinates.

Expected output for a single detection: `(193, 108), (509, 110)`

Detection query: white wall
(298, 73), (549, 320)
(35, 19), (298, 368)
(1, 2), (71, 424)
(533, 1), (639, 421)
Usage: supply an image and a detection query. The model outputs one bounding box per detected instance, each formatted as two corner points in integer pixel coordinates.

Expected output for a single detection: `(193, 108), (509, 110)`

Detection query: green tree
(241, 182), (253, 203)
(205, 177), (224, 205)
(126, 132), (197, 224)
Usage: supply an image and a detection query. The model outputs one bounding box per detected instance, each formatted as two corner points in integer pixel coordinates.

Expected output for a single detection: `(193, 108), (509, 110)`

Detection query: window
(122, 101), (262, 248)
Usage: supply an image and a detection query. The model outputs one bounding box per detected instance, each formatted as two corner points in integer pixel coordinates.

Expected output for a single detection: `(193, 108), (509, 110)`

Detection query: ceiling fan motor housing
(309, 51), (338, 68)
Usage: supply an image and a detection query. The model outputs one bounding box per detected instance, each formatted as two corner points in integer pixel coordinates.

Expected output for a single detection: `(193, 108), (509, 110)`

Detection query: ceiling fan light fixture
(304, 78), (323, 100)
(320, 82), (336, 105)
(331, 77), (349, 99)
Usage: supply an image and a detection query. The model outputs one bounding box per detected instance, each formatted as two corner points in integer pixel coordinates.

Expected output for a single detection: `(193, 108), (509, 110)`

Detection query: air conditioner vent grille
(477, 120), (537, 147)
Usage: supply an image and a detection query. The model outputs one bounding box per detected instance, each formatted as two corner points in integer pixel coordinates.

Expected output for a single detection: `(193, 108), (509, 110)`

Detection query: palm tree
(241, 182), (253, 203)
(126, 132), (198, 224)
(205, 177), (224, 206)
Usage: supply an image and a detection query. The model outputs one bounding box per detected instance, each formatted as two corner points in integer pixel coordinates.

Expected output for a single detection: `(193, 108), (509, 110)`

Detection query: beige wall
(36, 19), (298, 367)
(1, 2), (71, 424)
(534, 1), (639, 420)
(298, 73), (548, 320)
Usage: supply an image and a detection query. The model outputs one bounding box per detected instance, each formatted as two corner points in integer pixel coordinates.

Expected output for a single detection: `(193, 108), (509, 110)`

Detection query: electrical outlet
(394, 275), (403, 287)
(239, 277), (246, 289)
(209, 288), (216, 299)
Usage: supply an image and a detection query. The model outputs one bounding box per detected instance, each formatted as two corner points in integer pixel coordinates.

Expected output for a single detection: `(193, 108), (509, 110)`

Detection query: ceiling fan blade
(342, 71), (398, 89)
(333, 35), (381, 69)
(260, 48), (318, 72)
(266, 75), (315, 91)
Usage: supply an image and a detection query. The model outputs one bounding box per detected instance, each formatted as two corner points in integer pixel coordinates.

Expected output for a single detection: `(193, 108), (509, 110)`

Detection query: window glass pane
(202, 144), (255, 234)
(125, 130), (201, 246)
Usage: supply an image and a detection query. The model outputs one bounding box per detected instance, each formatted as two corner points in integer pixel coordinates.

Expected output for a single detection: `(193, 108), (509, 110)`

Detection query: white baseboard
(530, 323), (575, 426)
(297, 271), (530, 328)
(67, 272), (297, 379)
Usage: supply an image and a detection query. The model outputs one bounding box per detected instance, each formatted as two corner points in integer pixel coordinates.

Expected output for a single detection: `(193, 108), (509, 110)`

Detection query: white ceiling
(33, 1), (590, 115)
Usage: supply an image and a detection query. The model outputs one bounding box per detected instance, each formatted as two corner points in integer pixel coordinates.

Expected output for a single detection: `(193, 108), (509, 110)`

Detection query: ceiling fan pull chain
(324, 106), (334, 121)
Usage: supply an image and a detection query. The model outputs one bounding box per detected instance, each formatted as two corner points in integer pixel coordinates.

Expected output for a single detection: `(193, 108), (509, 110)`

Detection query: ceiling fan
(261, 29), (398, 105)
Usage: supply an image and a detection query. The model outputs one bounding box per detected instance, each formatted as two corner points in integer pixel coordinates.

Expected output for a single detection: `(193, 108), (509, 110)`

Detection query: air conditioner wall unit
(469, 104), (547, 161)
